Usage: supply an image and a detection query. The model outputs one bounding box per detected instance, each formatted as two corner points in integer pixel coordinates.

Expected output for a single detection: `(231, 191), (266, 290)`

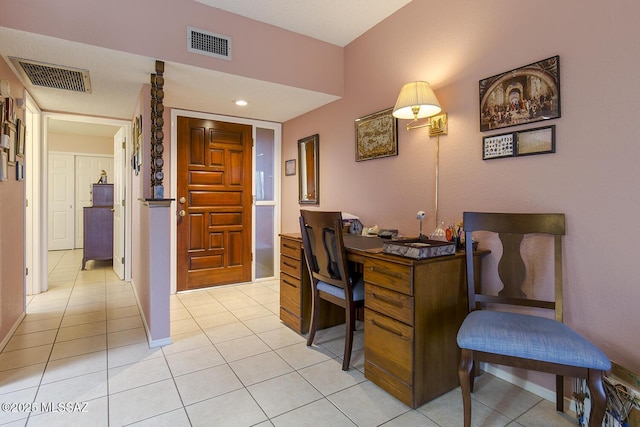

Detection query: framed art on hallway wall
(284, 159), (295, 176)
(16, 118), (25, 157)
(0, 151), (7, 181)
(4, 122), (16, 165)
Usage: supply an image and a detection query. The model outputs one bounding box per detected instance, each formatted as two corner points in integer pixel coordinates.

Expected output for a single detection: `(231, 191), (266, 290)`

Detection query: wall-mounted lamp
(393, 81), (448, 230)
(392, 81), (442, 130)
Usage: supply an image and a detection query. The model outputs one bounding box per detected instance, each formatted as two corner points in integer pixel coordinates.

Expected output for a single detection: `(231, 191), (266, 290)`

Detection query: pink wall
(130, 88), (146, 314)
(0, 0), (343, 98)
(0, 57), (26, 346)
(129, 78), (179, 344)
(136, 201), (172, 344)
(1, 0), (637, 398)
(282, 0), (640, 387)
(130, 85), (172, 344)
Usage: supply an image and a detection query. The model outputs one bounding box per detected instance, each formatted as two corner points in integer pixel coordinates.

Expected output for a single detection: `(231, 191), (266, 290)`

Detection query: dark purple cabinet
(82, 184), (114, 270)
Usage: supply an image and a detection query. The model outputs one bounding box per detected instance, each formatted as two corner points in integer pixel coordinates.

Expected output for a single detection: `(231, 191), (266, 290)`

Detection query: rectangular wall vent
(187, 26), (232, 60)
(10, 57), (91, 93)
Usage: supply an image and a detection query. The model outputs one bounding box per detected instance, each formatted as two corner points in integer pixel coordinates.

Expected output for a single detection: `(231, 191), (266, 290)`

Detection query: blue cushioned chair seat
(457, 310), (611, 370)
(317, 277), (365, 301)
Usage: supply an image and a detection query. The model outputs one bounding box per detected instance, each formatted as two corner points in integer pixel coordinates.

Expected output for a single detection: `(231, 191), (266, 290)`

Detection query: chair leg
(556, 375), (564, 412)
(470, 361), (477, 393)
(587, 369), (607, 427)
(342, 305), (356, 370)
(307, 289), (320, 347)
(459, 349), (473, 427)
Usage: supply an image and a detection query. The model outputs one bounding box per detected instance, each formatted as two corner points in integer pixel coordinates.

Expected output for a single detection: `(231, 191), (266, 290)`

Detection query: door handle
(178, 210), (186, 217)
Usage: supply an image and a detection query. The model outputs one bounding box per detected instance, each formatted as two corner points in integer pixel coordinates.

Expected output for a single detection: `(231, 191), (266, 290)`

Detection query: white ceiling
(195, 0), (412, 47)
(0, 1), (411, 137)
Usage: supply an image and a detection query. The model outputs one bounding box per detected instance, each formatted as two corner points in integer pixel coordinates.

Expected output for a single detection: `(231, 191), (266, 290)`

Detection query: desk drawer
(365, 359), (413, 408)
(280, 273), (301, 313)
(280, 255), (301, 279)
(365, 283), (413, 325)
(280, 306), (304, 333)
(281, 239), (301, 260)
(364, 309), (413, 386)
(364, 258), (412, 295)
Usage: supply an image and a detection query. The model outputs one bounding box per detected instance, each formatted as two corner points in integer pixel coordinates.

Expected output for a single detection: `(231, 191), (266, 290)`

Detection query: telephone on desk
(363, 225), (398, 239)
(378, 229), (398, 239)
(343, 214), (396, 239)
(363, 225), (379, 236)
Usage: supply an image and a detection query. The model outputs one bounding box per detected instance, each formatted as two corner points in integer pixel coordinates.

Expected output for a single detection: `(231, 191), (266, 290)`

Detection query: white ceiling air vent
(187, 26), (232, 60)
(9, 57), (91, 93)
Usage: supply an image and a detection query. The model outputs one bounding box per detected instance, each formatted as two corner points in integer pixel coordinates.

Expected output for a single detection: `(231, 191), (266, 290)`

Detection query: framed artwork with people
(479, 56), (560, 132)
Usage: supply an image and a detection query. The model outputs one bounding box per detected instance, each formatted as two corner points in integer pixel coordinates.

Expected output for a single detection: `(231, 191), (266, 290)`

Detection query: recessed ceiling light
(234, 99), (248, 106)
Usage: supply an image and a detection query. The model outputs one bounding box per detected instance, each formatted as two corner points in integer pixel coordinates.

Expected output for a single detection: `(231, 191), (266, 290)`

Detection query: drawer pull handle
(369, 266), (404, 279)
(282, 279), (297, 288)
(283, 244), (298, 250)
(283, 261), (297, 269)
(370, 319), (404, 337)
(371, 293), (403, 308)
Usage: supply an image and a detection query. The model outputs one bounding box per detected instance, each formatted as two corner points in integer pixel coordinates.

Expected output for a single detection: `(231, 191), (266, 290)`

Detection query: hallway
(0, 250), (577, 426)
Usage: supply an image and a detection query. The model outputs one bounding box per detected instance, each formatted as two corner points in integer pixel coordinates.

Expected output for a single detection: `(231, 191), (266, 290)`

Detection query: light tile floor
(0, 250), (578, 426)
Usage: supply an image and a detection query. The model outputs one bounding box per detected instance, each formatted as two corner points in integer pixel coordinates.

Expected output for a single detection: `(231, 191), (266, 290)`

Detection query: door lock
(179, 196), (186, 204)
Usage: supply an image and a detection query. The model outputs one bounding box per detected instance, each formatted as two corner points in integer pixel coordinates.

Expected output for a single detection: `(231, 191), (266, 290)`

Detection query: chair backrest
(299, 210), (349, 290)
(463, 212), (566, 321)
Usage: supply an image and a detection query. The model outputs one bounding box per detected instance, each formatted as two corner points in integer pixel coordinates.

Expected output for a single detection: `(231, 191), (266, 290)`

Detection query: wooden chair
(457, 212), (610, 427)
(299, 210), (365, 370)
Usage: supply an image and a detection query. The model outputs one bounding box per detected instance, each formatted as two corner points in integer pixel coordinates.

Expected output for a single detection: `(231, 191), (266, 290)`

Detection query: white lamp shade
(392, 81), (441, 119)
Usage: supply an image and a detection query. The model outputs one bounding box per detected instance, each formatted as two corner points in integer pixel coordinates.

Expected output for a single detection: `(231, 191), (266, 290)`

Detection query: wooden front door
(177, 116), (253, 291)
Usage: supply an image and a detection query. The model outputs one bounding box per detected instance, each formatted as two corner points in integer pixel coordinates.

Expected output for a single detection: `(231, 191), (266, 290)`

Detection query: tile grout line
(22, 250), (80, 425)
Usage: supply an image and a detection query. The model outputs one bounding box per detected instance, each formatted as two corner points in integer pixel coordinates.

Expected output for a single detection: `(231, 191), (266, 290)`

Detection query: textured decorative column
(150, 60), (165, 199)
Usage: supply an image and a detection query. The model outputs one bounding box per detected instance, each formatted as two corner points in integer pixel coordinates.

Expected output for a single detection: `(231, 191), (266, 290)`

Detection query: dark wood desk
(279, 233), (485, 408)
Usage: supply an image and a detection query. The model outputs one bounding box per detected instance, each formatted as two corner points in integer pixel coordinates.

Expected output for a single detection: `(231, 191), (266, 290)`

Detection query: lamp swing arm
(405, 117), (435, 131)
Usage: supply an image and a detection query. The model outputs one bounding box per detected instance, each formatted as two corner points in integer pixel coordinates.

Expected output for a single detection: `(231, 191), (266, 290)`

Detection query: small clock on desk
(349, 219), (363, 235)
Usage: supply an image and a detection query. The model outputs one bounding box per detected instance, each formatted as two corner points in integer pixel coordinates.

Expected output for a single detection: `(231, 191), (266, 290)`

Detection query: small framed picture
(483, 132), (515, 160)
(16, 118), (25, 157)
(0, 150), (7, 181)
(515, 125), (556, 156)
(15, 160), (24, 181)
(3, 97), (13, 123)
(4, 122), (16, 165)
(0, 99), (5, 131)
(285, 159), (296, 176)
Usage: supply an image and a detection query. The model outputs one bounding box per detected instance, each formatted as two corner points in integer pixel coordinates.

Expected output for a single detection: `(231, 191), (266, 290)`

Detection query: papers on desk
(341, 212), (360, 221)
(342, 234), (384, 252)
(365, 247), (384, 253)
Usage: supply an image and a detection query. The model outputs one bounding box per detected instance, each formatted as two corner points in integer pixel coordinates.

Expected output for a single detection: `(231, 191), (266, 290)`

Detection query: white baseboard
(149, 336), (173, 348)
(130, 278), (173, 349)
(0, 313), (26, 353)
(480, 363), (575, 410)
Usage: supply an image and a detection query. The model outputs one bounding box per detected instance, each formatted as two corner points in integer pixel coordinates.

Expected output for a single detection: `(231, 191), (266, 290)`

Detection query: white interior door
(75, 155), (114, 248)
(25, 94), (43, 294)
(48, 153), (75, 250)
(112, 128), (125, 279)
